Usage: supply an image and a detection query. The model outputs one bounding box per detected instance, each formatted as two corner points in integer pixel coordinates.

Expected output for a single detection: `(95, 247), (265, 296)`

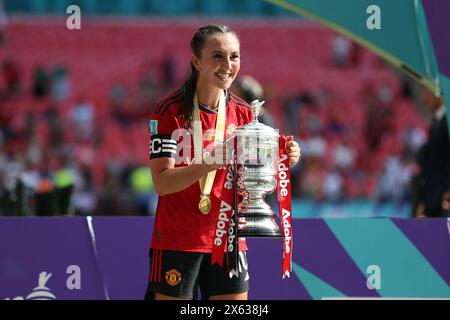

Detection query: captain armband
(149, 134), (177, 159)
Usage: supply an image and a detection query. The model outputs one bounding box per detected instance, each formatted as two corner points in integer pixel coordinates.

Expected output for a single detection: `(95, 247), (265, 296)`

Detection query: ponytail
(180, 62), (198, 129)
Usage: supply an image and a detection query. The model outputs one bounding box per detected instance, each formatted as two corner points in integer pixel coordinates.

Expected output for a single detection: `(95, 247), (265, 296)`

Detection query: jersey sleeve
(229, 92), (253, 126)
(148, 108), (180, 160)
(236, 104), (253, 127)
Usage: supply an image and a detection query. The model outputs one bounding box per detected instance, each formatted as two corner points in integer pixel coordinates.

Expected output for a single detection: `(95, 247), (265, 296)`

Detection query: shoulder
(228, 92), (254, 125)
(150, 90), (183, 133)
(153, 89), (182, 117)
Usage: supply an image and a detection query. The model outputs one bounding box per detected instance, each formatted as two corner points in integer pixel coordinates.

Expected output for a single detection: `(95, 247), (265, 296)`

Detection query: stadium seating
(1, 18), (426, 195)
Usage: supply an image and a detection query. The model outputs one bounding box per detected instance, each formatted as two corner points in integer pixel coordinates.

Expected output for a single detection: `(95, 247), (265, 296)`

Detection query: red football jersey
(149, 89), (253, 252)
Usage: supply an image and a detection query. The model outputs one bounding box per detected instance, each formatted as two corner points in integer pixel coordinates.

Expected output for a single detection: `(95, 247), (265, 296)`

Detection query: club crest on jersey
(149, 120), (158, 135)
(165, 269), (182, 286)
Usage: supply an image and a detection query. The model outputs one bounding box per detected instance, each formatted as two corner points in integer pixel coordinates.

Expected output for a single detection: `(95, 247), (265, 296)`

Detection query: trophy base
(237, 217), (283, 238)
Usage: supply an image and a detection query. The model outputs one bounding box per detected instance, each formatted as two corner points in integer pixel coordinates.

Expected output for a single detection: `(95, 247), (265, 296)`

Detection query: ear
(192, 55), (201, 72)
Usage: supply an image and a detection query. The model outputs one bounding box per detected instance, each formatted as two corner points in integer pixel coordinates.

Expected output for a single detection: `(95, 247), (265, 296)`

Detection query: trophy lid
(233, 99), (279, 140)
(250, 99), (264, 122)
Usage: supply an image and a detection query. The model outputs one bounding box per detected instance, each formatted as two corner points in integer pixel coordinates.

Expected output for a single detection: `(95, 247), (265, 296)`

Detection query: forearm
(154, 163), (217, 196)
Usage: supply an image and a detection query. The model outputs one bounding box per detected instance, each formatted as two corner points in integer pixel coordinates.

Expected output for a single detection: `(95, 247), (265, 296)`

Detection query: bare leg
(209, 292), (248, 300)
(154, 292), (191, 300)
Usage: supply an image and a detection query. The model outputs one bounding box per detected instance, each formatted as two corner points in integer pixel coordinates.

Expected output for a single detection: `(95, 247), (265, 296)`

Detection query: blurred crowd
(280, 78), (422, 203)
(0, 58), (166, 216)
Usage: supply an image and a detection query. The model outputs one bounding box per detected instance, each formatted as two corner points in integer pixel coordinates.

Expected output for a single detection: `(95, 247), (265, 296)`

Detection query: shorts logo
(165, 269), (182, 286)
(149, 120), (158, 135)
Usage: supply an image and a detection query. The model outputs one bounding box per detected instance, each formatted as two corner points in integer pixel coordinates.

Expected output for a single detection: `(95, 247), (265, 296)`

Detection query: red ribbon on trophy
(212, 134), (293, 280)
(277, 135), (293, 279)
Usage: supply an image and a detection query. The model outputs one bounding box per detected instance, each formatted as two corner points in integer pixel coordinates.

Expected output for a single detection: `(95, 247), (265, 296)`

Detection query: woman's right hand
(203, 139), (234, 170)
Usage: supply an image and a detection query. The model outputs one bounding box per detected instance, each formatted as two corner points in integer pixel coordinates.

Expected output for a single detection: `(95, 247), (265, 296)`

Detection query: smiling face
(192, 32), (240, 91)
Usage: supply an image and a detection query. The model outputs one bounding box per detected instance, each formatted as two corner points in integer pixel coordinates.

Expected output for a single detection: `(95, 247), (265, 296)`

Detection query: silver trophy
(233, 100), (282, 238)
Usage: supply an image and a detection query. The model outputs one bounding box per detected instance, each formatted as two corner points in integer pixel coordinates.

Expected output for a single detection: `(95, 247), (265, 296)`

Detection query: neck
(196, 81), (222, 109)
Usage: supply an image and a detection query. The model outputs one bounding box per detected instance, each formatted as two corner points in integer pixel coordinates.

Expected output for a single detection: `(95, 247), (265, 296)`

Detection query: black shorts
(144, 249), (249, 300)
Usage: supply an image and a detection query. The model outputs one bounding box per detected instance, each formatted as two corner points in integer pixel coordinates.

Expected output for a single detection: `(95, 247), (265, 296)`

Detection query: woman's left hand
(286, 136), (301, 167)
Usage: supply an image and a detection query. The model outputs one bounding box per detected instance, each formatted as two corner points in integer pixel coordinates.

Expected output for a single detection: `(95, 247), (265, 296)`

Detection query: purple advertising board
(1, 217), (449, 300)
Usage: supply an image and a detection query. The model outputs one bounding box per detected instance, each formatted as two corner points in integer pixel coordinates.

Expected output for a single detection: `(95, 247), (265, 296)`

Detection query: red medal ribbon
(278, 135), (293, 278)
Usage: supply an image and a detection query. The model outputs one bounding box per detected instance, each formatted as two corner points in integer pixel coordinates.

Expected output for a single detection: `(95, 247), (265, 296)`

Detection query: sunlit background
(0, 0), (431, 218)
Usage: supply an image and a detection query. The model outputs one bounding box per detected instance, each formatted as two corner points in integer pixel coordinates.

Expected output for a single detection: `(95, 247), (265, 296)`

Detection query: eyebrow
(211, 50), (240, 55)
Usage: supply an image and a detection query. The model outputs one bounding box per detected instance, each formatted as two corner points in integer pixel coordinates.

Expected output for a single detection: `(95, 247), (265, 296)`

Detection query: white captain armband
(149, 134), (177, 159)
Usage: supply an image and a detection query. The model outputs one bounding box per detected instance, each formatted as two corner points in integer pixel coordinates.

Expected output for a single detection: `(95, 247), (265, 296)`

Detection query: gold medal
(198, 194), (212, 215)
